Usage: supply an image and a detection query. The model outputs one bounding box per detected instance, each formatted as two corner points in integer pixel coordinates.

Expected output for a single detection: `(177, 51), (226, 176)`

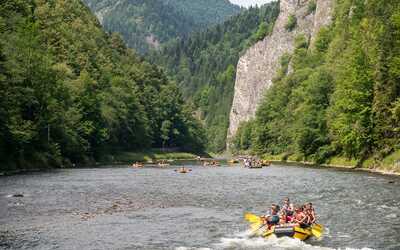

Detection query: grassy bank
(101, 149), (201, 164)
(0, 150), (204, 175)
(259, 150), (400, 176)
(361, 150), (400, 174)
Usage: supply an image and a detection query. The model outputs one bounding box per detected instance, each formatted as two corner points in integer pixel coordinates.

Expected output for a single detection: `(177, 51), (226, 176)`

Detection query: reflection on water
(0, 162), (399, 250)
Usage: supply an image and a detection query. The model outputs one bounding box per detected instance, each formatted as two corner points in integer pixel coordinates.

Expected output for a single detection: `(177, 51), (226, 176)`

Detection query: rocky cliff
(227, 0), (333, 144)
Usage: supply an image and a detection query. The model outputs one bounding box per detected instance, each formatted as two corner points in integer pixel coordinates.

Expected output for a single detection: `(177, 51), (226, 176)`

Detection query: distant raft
(203, 161), (220, 167)
(131, 162), (144, 168)
(261, 160), (271, 167)
(174, 168), (192, 174)
(248, 164), (263, 169)
(157, 163), (170, 167)
(157, 160), (170, 167)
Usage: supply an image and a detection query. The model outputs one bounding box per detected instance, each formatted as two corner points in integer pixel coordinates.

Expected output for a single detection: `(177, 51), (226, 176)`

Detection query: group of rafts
(243, 158), (271, 168)
(131, 158), (271, 173)
(202, 157), (271, 168)
(131, 160), (192, 173)
(131, 160), (171, 168)
(245, 199), (324, 241)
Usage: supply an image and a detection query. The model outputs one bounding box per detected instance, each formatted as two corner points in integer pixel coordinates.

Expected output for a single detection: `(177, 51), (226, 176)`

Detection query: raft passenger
(281, 197), (294, 221)
(262, 204), (280, 228)
(304, 203), (316, 224)
(279, 210), (287, 224)
(293, 206), (308, 227)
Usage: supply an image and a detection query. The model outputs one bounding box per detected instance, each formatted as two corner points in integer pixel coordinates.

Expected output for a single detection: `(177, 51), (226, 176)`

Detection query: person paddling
(279, 210), (287, 224)
(293, 206), (309, 227)
(304, 203), (316, 224)
(281, 197), (294, 221)
(261, 204), (280, 229)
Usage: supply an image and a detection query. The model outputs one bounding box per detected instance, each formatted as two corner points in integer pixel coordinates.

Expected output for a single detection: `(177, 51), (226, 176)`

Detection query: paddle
(244, 213), (262, 224)
(244, 213), (269, 237)
(311, 224), (323, 238)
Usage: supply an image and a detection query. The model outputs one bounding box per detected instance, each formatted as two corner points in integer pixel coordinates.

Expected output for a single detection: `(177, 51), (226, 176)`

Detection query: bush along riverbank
(99, 149), (206, 164)
(259, 150), (400, 176)
(0, 149), (208, 175)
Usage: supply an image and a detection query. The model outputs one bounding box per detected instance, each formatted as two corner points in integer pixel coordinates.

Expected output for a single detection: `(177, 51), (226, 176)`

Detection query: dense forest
(152, 3), (280, 152)
(164, 0), (241, 27)
(0, 0), (205, 170)
(232, 0), (400, 167)
(3, 0), (398, 172)
(82, 0), (241, 54)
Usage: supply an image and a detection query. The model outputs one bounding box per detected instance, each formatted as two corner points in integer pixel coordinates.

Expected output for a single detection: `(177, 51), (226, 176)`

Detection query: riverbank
(103, 149), (202, 163)
(260, 152), (400, 176)
(0, 149), (206, 176)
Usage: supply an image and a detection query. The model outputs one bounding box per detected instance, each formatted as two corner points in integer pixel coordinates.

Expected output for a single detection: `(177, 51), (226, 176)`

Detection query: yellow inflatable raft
(245, 213), (323, 241)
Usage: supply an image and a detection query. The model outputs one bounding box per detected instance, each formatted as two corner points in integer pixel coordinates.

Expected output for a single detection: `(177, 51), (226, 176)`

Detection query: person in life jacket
(261, 204), (281, 229)
(281, 197), (295, 222)
(279, 210), (287, 224)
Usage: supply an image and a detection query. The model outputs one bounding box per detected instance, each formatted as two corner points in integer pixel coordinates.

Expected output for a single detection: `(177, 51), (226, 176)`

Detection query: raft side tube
(263, 224), (312, 241)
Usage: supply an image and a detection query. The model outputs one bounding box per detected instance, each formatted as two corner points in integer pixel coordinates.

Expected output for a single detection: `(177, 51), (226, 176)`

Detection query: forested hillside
(82, 0), (241, 54)
(164, 0), (241, 27)
(233, 0), (400, 169)
(152, 3), (280, 152)
(0, 0), (205, 170)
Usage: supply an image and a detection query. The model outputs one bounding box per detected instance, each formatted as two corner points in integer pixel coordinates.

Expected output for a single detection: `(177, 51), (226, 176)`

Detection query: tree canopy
(82, 0), (241, 54)
(232, 0), (400, 166)
(0, 0), (205, 170)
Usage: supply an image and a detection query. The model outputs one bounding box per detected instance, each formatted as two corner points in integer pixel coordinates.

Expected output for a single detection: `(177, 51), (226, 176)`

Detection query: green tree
(285, 14), (297, 31)
(239, 0), (400, 166)
(0, 0), (206, 170)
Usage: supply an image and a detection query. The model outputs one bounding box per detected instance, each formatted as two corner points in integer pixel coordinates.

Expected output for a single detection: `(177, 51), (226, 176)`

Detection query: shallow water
(0, 163), (399, 250)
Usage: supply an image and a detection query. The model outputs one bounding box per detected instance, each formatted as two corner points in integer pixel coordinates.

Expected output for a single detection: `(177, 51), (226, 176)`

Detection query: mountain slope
(151, 3), (279, 151)
(164, 0), (241, 26)
(0, 0), (205, 170)
(228, 0), (333, 141)
(82, 0), (241, 53)
(232, 0), (400, 170)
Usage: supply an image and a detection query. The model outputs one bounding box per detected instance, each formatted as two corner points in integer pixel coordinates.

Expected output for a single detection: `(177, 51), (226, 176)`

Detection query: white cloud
(230, 0), (274, 8)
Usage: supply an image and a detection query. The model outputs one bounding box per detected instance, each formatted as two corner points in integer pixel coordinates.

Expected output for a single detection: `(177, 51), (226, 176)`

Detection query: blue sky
(230, 0), (273, 7)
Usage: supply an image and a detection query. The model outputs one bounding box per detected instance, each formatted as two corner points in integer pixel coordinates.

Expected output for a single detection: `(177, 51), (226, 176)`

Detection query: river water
(0, 162), (399, 250)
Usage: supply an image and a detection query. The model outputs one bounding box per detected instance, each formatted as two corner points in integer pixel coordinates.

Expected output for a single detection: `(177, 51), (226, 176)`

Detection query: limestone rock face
(227, 0), (333, 146)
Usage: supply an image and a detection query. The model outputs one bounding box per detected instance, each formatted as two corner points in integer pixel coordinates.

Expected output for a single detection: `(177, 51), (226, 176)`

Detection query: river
(0, 162), (399, 250)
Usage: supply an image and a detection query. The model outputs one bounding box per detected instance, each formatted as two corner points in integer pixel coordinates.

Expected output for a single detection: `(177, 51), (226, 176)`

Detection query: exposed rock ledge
(227, 0), (333, 147)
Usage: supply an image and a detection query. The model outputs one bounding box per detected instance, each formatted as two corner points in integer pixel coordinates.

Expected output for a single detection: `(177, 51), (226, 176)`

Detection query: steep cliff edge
(227, 0), (333, 144)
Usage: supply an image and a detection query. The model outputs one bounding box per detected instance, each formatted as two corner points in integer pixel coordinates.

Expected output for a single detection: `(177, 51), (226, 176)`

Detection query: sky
(229, 0), (273, 8)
